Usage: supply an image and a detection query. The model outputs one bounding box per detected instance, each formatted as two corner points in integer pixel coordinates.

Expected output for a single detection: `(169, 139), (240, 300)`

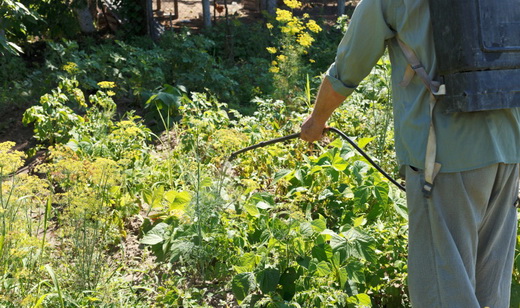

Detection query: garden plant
(0, 0), (519, 307)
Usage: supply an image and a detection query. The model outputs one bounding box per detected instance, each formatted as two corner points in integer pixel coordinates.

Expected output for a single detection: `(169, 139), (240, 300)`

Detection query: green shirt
(327, 0), (520, 172)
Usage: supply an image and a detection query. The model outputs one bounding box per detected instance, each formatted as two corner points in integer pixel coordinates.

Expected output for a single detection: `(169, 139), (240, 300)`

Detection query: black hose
(228, 132), (301, 161)
(228, 128), (406, 192)
(326, 127), (406, 192)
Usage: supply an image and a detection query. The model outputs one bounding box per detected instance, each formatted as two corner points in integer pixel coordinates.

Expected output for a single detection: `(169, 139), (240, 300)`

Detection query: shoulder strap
(396, 38), (443, 198)
(397, 39), (445, 96)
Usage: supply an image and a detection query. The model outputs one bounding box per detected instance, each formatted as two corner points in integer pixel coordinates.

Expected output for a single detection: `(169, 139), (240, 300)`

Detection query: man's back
(326, 0), (520, 172)
(301, 1), (520, 307)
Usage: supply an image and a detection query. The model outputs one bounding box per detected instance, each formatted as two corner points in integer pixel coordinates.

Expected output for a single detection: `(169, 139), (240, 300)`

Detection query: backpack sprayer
(228, 127), (406, 192)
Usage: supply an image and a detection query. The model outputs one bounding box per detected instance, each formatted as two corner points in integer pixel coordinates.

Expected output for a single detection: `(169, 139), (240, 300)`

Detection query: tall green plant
(22, 78), (85, 145)
(265, 0), (322, 101)
(0, 0), (40, 55)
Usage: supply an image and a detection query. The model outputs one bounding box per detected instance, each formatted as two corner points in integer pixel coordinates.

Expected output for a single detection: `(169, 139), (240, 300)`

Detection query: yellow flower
(97, 81), (116, 89)
(266, 47), (277, 54)
(73, 88), (87, 107)
(309, 59), (316, 63)
(107, 90), (116, 97)
(306, 20), (322, 33)
(277, 54), (287, 62)
(266, 23), (274, 29)
(63, 62), (80, 74)
(281, 20), (303, 35)
(297, 32), (314, 47)
(0, 142), (26, 175)
(303, 13), (310, 19)
(271, 60), (278, 66)
(276, 9), (293, 22)
(283, 0), (302, 9)
(269, 66), (280, 73)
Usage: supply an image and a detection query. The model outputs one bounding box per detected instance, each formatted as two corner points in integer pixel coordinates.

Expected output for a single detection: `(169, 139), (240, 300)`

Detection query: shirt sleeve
(326, 0), (395, 97)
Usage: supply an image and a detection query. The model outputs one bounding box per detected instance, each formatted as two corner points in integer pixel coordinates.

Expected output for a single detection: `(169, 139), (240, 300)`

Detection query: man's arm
(300, 0), (394, 142)
(300, 77), (346, 142)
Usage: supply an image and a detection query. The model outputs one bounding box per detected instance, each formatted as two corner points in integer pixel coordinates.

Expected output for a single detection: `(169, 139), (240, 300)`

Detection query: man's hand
(299, 77), (346, 143)
(300, 115), (326, 142)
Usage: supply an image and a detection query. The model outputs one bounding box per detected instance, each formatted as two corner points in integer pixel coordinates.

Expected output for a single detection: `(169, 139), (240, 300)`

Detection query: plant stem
(40, 196), (52, 262)
(195, 128), (205, 279)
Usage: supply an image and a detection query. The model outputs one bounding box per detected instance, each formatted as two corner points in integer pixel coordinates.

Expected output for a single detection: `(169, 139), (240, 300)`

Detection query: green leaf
(294, 169), (304, 183)
(0, 35), (23, 56)
(346, 261), (365, 284)
(65, 139), (79, 151)
(244, 202), (260, 217)
(140, 222), (169, 245)
(279, 267), (299, 300)
(334, 228), (377, 263)
(273, 169), (292, 184)
(312, 244), (333, 262)
(232, 272), (256, 302)
(140, 234), (163, 245)
(143, 186), (164, 209)
(328, 138), (343, 149)
(250, 192), (275, 207)
(337, 267), (349, 289)
(331, 155), (348, 171)
(393, 197), (409, 219)
(348, 293), (372, 307)
(45, 265), (64, 307)
(354, 184), (371, 205)
(351, 161), (368, 183)
(356, 137), (375, 149)
(319, 229), (337, 241)
(256, 267), (280, 294)
(300, 222), (314, 237)
(169, 241), (196, 262)
(33, 294), (51, 308)
(146, 84), (183, 109)
(234, 252), (258, 273)
(256, 201), (272, 210)
(374, 181), (389, 204)
(353, 216), (366, 228)
(311, 218), (326, 232)
(315, 261), (332, 276)
(292, 237), (306, 256)
(164, 190), (191, 211)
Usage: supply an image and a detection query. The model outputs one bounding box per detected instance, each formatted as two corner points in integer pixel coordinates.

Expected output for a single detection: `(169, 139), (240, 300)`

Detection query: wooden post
(202, 0), (212, 27)
(260, 0), (275, 15)
(74, 5), (96, 34)
(266, 0), (276, 15)
(146, 0), (161, 39)
(337, 0), (345, 16)
(146, 0), (153, 35)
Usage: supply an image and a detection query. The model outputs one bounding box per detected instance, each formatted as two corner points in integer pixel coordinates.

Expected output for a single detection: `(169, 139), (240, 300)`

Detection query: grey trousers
(405, 163), (519, 308)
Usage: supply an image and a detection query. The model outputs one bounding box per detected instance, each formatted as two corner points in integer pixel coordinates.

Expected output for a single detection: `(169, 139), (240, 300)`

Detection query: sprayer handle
(228, 132), (301, 161)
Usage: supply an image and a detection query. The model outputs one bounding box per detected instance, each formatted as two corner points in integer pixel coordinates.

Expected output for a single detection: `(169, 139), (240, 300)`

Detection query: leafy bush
(0, 0), (40, 56)
(4, 10), (520, 307)
(133, 86), (410, 306)
(22, 77), (85, 145)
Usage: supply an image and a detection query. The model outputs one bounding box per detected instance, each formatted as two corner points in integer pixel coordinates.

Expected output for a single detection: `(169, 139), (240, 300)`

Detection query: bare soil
(154, 0), (359, 29)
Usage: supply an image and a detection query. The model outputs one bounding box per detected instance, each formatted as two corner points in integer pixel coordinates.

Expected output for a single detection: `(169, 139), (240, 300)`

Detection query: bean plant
(0, 7), (518, 308)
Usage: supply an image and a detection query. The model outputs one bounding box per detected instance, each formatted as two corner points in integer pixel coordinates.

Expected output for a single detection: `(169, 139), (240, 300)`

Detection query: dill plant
(0, 142), (51, 305)
(21, 81), (154, 305)
(34, 145), (133, 304)
(265, 0), (323, 102)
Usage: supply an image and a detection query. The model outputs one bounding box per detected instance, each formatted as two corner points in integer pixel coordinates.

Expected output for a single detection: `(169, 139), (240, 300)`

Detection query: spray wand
(228, 127), (406, 192)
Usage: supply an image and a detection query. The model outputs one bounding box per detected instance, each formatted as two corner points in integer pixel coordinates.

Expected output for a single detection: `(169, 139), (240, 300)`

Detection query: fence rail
(152, 0), (358, 29)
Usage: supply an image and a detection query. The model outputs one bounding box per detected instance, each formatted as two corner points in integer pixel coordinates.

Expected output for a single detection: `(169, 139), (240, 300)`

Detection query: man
(300, 0), (520, 307)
